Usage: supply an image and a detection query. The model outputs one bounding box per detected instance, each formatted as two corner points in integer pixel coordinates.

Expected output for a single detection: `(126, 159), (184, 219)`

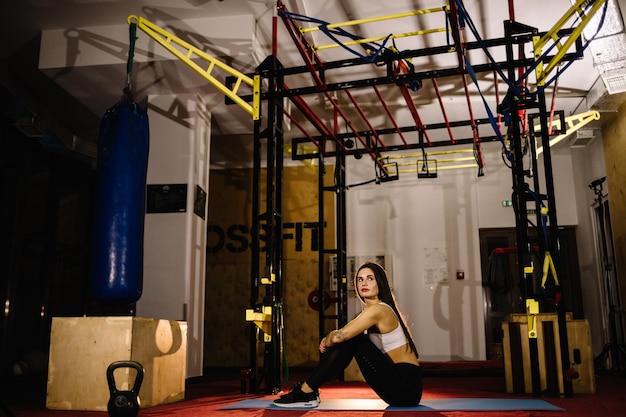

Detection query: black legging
(305, 334), (423, 406)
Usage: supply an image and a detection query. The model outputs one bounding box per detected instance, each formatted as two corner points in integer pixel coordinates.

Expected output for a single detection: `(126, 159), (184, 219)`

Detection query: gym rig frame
(241, 0), (608, 398)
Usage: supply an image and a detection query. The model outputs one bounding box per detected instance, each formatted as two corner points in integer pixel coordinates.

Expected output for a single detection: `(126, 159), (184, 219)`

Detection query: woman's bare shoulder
(364, 303), (395, 318)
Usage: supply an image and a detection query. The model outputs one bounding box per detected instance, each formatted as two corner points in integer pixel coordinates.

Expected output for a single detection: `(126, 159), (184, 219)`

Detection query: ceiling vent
(602, 72), (626, 94)
(569, 129), (597, 147)
(583, 0), (626, 95)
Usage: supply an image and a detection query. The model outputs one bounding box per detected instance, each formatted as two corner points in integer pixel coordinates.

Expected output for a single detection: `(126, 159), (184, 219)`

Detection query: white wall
(138, 94), (210, 378)
(569, 135), (609, 355)
(345, 147), (484, 360)
(344, 139), (594, 360)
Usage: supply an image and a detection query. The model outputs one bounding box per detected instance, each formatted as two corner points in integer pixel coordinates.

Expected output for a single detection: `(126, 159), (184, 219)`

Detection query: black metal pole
(335, 143), (348, 331)
(273, 55), (285, 394)
(504, 19), (542, 398)
(318, 155), (326, 342)
(258, 54), (285, 394)
(250, 83), (262, 394)
(537, 87), (573, 397)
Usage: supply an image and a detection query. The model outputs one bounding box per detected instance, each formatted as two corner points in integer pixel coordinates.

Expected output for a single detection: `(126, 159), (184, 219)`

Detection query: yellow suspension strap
(535, 204), (562, 306)
(541, 251), (562, 306)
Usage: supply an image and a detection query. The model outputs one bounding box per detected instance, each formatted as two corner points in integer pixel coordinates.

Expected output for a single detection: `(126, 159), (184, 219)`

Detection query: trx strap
(541, 251), (562, 306)
(452, 1), (517, 166)
(277, 10), (390, 62)
(463, 56), (512, 164)
(535, 203), (562, 306)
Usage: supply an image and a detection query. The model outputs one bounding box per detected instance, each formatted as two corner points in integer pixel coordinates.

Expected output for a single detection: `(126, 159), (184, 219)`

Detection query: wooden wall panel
(204, 168), (252, 368)
(602, 103), (626, 309)
(204, 165), (335, 368)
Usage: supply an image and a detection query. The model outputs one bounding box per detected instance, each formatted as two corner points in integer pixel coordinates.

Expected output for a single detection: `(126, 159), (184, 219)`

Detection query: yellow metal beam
(533, 0), (608, 86)
(397, 164), (478, 174)
(378, 148), (480, 176)
(284, 144), (319, 171)
(536, 110), (600, 154)
(314, 27), (448, 52)
(128, 15), (260, 120)
(381, 149), (474, 160)
(300, 7), (447, 34)
(246, 306), (272, 342)
(384, 156), (476, 168)
(526, 299), (539, 339)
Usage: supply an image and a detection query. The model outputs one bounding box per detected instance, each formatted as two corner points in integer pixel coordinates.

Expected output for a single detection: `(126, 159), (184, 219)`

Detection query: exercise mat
(221, 397), (564, 411)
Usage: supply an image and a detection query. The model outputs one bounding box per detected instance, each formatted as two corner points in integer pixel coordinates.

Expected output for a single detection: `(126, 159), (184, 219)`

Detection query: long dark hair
(354, 262), (419, 357)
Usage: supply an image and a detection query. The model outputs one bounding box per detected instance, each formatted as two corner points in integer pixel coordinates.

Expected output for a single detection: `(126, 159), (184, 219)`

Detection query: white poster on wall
(423, 247), (449, 286)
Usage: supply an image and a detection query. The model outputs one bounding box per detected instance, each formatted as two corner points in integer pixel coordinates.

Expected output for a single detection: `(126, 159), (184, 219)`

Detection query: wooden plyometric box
(46, 317), (187, 411)
(506, 312), (572, 323)
(502, 313), (595, 395)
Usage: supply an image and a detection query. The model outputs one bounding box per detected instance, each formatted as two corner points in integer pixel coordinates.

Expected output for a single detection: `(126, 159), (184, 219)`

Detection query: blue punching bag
(90, 98), (149, 304)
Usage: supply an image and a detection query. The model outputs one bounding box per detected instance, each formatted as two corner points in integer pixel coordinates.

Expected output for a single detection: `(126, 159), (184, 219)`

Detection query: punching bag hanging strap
(124, 21), (138, 99)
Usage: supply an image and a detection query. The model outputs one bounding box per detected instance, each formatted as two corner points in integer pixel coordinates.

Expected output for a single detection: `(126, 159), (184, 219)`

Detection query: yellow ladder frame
(535, 110), (601, 154)
(533, 0), (608, 86)
(128, 15), (260, 120)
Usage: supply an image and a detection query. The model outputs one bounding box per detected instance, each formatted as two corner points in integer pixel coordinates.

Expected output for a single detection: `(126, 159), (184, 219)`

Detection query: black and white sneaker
(273, 381), (320, 408)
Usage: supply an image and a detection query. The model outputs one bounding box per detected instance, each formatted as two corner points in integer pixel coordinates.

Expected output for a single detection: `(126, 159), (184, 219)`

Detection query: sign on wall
(423, 247), (449, 286)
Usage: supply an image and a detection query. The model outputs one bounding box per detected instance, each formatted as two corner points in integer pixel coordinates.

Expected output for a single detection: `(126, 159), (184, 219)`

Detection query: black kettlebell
(106, 360), (144, 417)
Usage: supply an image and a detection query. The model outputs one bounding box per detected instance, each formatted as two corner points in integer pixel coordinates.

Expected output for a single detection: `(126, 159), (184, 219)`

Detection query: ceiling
(1, 0), (625, 164)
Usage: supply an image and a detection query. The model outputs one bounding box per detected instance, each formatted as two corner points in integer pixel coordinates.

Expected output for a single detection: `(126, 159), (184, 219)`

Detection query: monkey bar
(272, 13), (581, 162)
(300, 7), (448, 34)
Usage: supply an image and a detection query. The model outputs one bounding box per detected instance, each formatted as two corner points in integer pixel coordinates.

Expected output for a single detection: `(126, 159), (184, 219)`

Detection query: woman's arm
(319, 305), (383, 352)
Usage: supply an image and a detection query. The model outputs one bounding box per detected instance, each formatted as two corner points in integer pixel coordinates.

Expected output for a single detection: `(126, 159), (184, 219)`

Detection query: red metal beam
(373, 86), (409, 148)
(461, 75), (484, 172)
(431, 78), (455, 144)
(446, 0), (466, 71)
(283, 110), (321, 151)
(277, 1), (325, 89)
(272, 6), (278, 57)
(344, 89), (386, 150)
(323, 91), (379, 161)
(277, 0), (382, 163)
(285, 83), (344, 155)
(399, 84), (432, 146)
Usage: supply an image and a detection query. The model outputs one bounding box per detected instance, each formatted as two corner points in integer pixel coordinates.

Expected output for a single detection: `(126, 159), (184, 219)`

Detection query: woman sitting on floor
(274, 262), (422, 408)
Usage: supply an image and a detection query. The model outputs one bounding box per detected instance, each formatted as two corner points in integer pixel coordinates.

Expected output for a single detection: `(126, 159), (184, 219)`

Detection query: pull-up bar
(300, 6), (448, 34)
(313, 28), (449, 52)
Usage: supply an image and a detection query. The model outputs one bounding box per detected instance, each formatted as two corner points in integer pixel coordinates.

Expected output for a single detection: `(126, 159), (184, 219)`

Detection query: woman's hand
(320, 329), (343, 353)
(319, 338), (328, 353)
(319, 331), (334, 353)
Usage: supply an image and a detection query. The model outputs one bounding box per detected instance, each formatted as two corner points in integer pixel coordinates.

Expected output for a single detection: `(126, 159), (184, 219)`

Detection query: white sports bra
(366, 302), (408, 353)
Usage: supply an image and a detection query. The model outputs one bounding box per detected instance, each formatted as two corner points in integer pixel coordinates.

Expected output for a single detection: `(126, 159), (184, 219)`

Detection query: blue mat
(221, 398), (564, 411)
